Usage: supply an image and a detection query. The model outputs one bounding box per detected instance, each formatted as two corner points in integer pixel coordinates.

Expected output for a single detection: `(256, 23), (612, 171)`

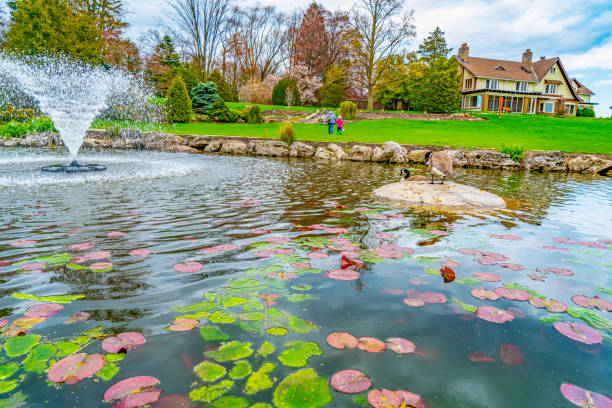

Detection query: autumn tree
(348, 0), (416, 109)
(103, 36), (141, 72)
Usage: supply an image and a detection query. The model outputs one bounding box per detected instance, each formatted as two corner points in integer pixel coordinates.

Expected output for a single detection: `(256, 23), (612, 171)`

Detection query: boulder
(247, 140), (290, 157)
(463, 150), (521, 170)
(327, 143), (347, 160)
(83, 138), (112, 149)
(3, 138), (20, 147)
(220, 140), (248, 155)
(119, 128), (142, 139)
(314, 147), (335, 160)
(371, 141), (408, 163)
(408, 149), (430, 163)
(174, 145), (200, 154)
(373, 181), (506, 209)
(141, 132), (184, 151)
(443, 150), (468, 167)
(347, 145), (374, 161)
(111, 139), (126, 149)
(22, 133), (55, 147)
(204, 139), (223, 153)
(184, 135), (213, 150)
(289, 142), (315, 158)
(523, 151), (566, 172)
(85, 129), (108, 140)
(566, 155), (612, 175)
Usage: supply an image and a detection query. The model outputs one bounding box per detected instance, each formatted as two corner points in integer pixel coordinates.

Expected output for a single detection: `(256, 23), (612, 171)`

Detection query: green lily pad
(596, 286), (612, 295)
(567, 307), (612, 331)
(67, 263), (88, 270)
(264, 265), (283, 273)
(238, 312), (265, 321)
(0, 392), (27, 407)
(416, 257), (440, 264)
(452, 299), (477, 313)
(105, 353), (125, 363)
(456, 278), (483, 285)
(172, 302), (217, 313)
(424, 268), (438, 275)
(212, 396), (249, 408)
(231, 278), (260, 288)
(189, 379), (234, 403)
(229, 361), (252, 380)
(540, 314), (562, 323)
(267, 308), (285, 323)
(55, 341), (80, 357)
(291, 284), (312, 291)
(10, 293), (84, 303)
(96, 362), (119, 381)
(273, 368), (332, 408)
(503, 282), (545, 299)
(205, 341), (254, 362)
(244, 362), (275, 395)
(177, 311), (210, 320)
(0, 364), (18, 380)
(287, 294), (315, 303)
(267, 327), (288, 336)
(265, 279), (286, 290)
(288, 316), (315, 334)
(5, 335), (41, 357)
(209, 310), (236, 324)
(250, 404), (273, 408)
(71, 336), (90, 345)
(200, 325), (230, 341)
(82, 326), (104, 337)
(23, 344), (56, 373)
(220, 295), (249, 308)
(243, 300), (264, 312)
(256, 341), (275, 358)
(0, 381), (17, 394)
(194, 361), (227, 382)
(238, 321), (263, 336)
(296, 268), (322, 274)
(205, 291), (217, 301)
(278, 341), (322, 368)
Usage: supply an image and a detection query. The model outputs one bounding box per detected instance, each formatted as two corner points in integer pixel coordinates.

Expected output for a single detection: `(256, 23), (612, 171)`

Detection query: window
(565, 104), (575, 114)
(494, 65), (505, 70)
(504, 96), (524, 113)
(545, 84), (557, 94)
(465, 78), (472, 89)
(528, 99), (536, 114)
(466, 95), (481, 108)
(515, 82), (528, 92)
(486, 79), (498, 89)
(540, 102), (554, 113)
(550, 67), (556, 73)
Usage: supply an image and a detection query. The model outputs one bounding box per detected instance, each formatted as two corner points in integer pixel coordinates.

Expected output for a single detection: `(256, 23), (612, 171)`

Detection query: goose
(400, 168), (430, 182)
(424, 151), (453, 184)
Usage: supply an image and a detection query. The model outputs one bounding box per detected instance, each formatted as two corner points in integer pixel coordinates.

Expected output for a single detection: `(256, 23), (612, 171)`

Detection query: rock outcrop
(314, 147), (335, 160)
(372, 141), (408, 163)
(347, 145), (374, 161)
(327, 144), (347, 160)
(289, 142), (315, 158)
(408, 149), (430, 164)
(247, 140), (290, 157)
(463, 150), (521, 170)
(443, 150), (468, 167)
(524, 151), (566, 172)
(566, 155), (612, 174)
(220, 140), (248, 155)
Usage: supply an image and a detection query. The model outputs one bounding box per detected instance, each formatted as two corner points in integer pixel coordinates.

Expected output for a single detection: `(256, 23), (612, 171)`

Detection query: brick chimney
(540, 56), (546, 60)
(521, 49), (532, 72)
(458, 43), (469, 62)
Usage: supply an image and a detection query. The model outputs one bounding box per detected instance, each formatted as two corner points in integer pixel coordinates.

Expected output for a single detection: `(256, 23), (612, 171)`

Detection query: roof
(532, 58), (558, 81)
(572, 78), (595, 95)
(456, 56), (536, 81)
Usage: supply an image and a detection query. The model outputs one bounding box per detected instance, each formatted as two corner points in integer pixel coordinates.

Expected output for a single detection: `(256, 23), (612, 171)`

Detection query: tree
(103, 36), (141, 72)
(286, 65), (322, 106)
(417, 26), (452, 62)
(207, 69), (235, 101)
(144, 35), (181, 95)
(71, 0), (127, 34)
(272, 78), (301, 106)
(167, 0), (232, 78)
(374, 54), (410, 110)
(165, 75), (192, 123)
(191, 81), (219, 114)
(4, 0), (103, 63)
(348, 0), (416, 109)
(420, 57), (461, 113)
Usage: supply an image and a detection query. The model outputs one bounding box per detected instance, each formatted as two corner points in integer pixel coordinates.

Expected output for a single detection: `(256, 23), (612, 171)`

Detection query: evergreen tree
(4, 0), (103, 63)
(272, 78), (301, 106)
(421, 57), (461, 113)
(207, 70), (235, 102)
(156, 35), (180, 68)
(165, 75), (192, 123)
(72, 0), (127, 34)
(191, 81), (220, 114)
(144, 35), (181, 95)
(417, 26), (452, 62)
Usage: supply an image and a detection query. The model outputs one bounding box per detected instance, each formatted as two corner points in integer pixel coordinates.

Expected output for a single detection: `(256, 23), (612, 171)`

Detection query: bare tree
(349, 0), (415, 108)
(166, 0), (232, 78)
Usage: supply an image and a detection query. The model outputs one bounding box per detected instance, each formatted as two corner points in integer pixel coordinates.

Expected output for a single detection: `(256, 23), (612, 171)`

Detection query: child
(336, 116), (344, 135)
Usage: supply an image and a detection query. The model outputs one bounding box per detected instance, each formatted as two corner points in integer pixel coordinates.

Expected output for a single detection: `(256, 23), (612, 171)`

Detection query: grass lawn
(225, 102), (321, 112)
(95, 114), (612, 154)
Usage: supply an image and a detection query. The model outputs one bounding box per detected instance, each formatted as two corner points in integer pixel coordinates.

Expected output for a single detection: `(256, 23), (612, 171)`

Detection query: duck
(400, 168), (430, 182)
(424, 151), (453, 184)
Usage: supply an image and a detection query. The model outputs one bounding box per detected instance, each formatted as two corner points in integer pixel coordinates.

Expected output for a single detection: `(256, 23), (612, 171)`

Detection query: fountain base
(41, 161), (107, 173)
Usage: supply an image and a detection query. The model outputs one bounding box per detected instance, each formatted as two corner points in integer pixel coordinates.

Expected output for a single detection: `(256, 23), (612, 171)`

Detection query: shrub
(0, 117), (56, 138)
(239, 79), (272, 104)
(577, 107), (595, 117)
(320, 82), (346, 108)
(0, 121), (28, 138)
(0, 106), (36, 123)
(499, 143), (524, 162)
(207, 70), (236, 102)
(28, 117), (55, 133)
(339, 101), (357, 120)
(279, 122), (295, 146)
(165, 75), (192, 123)
(246, 105), (263, 124)
(191, 82), (220, 114)
(105, 123), (122, 139)
(208, 98), (237, 123)
(272, 78), (301, 106)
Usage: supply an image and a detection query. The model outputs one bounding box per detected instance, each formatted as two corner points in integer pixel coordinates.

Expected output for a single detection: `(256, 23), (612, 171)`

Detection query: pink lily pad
(385, 338), (415, 354)
(381, 244), (413, 254)
(554, 322), (603, 344)
(151, 395), (194, 408)
(129, 249), (151, 257)
(475, 257), (498, 265)
(291, 262), (311, 269)
(459, 248), (481, 256)
(372, 249), (402, 259)
(598, 238), (612, 244)
(167, 319), (198, 332)
(20, 262), (45, 271)
(476, 306), (515, 323)
(367, 389), (401, 407)
(47, 353), (106, 384)
(201, 244), (238, 253)
(409, 277), (427, 285)
(500, 263), (523, 271)
(64, 312), (91, 325)
(308, 252), (328, 259)
(254, 249), (275, 257)
(358, 337), (386, 353)
(469, 352), (497, 363)
(173, 262), (203, 273)
(275, 248), (294, 256)
(481, 252), (508, 261)
(84, 251), (112, 261)
(550, 267), (574, 276)
(266, 236), (290, 244)
(500, 343), (523, 366)
(90, 262), (113, 272)
(327, 269), (360, 280)
(527, 274), (547, 282)
(473, 272), (500, 282)
(419, 292), (447, 304)
(0, 319), (8, 328)
(471, 288), (500, 300)
(507, 307), (526, 318)
(104, 376), (161, 407)
(69, 242), (95, 251)
(250, 228), (270, 235)
(494, 288), (529, 301)
(560, 383), (612, 408)
(108, 231), (126, 238)
(102, 332), (146, 353)
(395, 390), (426, 408)
(578, 241), (607, 249)
(9, 239), (38, 247)
(490, 234), (522, 241)
(429, 229), (449, 236)
(543, 245), (569, 253)
(529, 298), (567, 313)
(572, 295), (612, 312)
(326, 332), (359, 350)
(25, 303), (63, 318)
(324, 227), (348, 234)
(404, 298), (425, 307)
(330, 370), (372, 394)
(376, 233), (395, 240)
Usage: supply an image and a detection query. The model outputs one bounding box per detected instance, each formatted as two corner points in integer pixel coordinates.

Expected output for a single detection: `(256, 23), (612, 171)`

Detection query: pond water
(0, 148), (610, 408)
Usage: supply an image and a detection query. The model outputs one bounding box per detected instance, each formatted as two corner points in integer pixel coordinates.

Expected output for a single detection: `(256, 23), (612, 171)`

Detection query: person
(325, 110), (336, 135)
(336, 116), (344, 135)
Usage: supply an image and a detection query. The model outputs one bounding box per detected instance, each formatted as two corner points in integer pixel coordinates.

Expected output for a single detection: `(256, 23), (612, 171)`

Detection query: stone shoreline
(2, 129), (611, 176)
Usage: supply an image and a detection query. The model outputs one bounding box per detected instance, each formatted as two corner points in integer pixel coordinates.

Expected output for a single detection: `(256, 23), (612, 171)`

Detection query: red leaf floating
(553, 322), (603, 345)
(167, 319), (198, 332)
(560, 383), (612, 408)
(25, 303), (63, 318)
(500, 343), (523, 366)
(341, 255), (364, 270)
(358, 337), (386, 353)
(327, 269), (360, 281)
(469, 352), (497, 363)
(326, 332), (359, 350)
(173, 262), (203, 273)
(494, 288), (529, 301)
(102, 332), (146, 353)
(476, 306), (514, 323)
(330, 370), (372, 394)
(385, 338), (416, 354)
(473, 272), (500, 282)
(440, 266), (455, 283)
(104, 376), (162, 407)
(47, 353), (106, 384)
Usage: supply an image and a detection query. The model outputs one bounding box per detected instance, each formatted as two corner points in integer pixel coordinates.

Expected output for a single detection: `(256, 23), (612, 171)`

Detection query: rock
(248, 140), (290, 157)
(3, 138), (20, 147)
(22, 133), (52, 147)
(314, 147), (335, 160)
(111, 139), (126, 149)
(408, 149), (430, 163)
(289, 142), (315, 158)
(119, 128), (142, 139)
(523, 151), (566, 172)
(347, 145), (373, 161)
(566, 155), (612, 175)
(184, 135), (212, 150)
(140, 132), (184, 151)
(443, 150), (468, 167)
(327, 144), (347, 160)
(174, 145), (200, 154)
(373, 181), (506, 209)
(463, 150), (521, 170)
(220, 140), (248, 155)
(371, 141), (408, 163)
(85, 129), (108, 140)
(204, 139), (223, 153)
(83, 138), (112, 149)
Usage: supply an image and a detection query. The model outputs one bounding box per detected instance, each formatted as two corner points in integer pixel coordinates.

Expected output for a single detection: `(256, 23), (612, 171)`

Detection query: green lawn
(226, 102), (321, 112)
(95, 114), (612, 154)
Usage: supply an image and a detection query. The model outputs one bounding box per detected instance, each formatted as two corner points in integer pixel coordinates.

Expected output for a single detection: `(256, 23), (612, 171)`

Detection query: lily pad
(174, 262), (203, 273)
(256, 341), (276, 358)
(273, 368), (332, 408)
(101, 332), (145, 353)
(90, 262), (113, 272)
(553, 322), (603, 344)
(419, 292), (447, 304)
(469, 352), (497, 363)
(5, 334), (41, 357)
(221, 295), (249, 308)
(173, 302), (217, 313)
(244, 362), (276, 394)
(205, 341), (253, 362)
(307, 252), (328, 259)
(48, 353), (106, 384)
(168, 319), (198, 332)
(209, 310), (236, 324)
(455, 278), (482, 285)
(404, 298), (425, 307)
(69, 242), (94, 251)
(238, 312), (265, 321)
(529, 298), (567, 313)
(327, 269), (360, 281)
(25, 303), (63, 318)
(0, 364), (18, 380)
(330, 369), (371, 394)
(23, 344), (56, 373)
(288, 316), (315, 334)
(129, 249), (151, 257)
(567, 307), (612, 331)
(385, 338), (415, 354)
(194, 361), (227, 382)
(326, 332), (359, 350)
(104, 376), (162, 407)
(453, 299), (478, 313)
(476, 306), (514, 323)
(572, 295), (612, 312)
(11, 293), (84, 303)
(494, 288), (529, 301)
(395, 390), (427, 408)
(9, 239), (38, 247)
(267, 327), (288, 336)
(55, 341), (81, 357)
(0, 380), (17, 394)
(367, 389), (400, 408)
(278, 341), (322, 368)
(560, 383), (612, 408)
(500, 343), (523, 366)
(229, 360), (252, 380)
(473, 272), (500, 282)
(96, 362), (119, 381)
(471, 288), (500, 301)
(212, 396), (249, 408)
(358, 337), (386, 353)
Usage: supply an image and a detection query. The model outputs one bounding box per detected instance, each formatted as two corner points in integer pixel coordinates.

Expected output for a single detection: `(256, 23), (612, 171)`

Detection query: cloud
(561, 37), (612, 71)
(594, 79), (612, 87)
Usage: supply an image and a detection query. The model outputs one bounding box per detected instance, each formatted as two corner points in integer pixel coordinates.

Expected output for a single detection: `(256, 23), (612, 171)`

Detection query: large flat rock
(373, 181), (506, 209)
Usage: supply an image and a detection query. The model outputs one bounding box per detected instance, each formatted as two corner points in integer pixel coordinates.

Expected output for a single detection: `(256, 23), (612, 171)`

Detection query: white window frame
(550, 67), (556, 74)
(486, 79), (498, 90)
(528, 99), (536, 114)
(545, 84), (557, 94)
(515, 82), (528, 92)
(541, 102), (554, 113)
(565, 104), (575, 114)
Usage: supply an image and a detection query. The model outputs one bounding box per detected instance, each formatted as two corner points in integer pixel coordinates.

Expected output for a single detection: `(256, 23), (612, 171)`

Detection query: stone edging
(2, 129), (611, 177)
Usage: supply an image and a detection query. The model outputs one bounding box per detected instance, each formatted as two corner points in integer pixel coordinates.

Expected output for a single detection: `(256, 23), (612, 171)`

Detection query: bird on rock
(400, 168), (430, 182)
(425, 151), (453, 184)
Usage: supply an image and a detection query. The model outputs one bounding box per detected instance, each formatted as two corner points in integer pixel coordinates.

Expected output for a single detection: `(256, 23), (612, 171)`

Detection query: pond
(0, 148), (611, 408)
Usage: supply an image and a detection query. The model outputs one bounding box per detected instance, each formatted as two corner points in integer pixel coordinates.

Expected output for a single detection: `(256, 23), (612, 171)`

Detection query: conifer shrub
(279, 122), (295, 146)
(207, 70), (236, 102)
(165, 75), (192, 123)
(272, 78), (301, 106)
(339, 101), (357, 120)
(191, 82), (220, 114)
(208, 98), (238, 123)
(246, 105), (263, 124)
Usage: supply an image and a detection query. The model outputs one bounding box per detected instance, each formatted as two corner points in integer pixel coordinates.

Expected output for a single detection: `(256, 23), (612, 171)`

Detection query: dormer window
(494, 65), (505, 70)
(550, 66), (556, 73)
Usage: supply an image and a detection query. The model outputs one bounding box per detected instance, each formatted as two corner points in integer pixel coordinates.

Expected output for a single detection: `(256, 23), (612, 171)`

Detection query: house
(455, 44), (595, 115)
(571, 78), (596, 110)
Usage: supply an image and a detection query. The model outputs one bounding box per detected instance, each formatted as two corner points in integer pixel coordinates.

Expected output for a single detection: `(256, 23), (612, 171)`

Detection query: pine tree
(72, 0), (127, 34)
(166, 75), (192, 123)
(417, 27), (452, 62)
(206, 70), (235, 102)
(191, 82), (220, 114)
(421, 57), (461, 113)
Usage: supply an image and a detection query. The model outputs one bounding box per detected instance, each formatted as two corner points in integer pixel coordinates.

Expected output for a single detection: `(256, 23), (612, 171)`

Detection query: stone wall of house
(2, 130), (611, 177)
